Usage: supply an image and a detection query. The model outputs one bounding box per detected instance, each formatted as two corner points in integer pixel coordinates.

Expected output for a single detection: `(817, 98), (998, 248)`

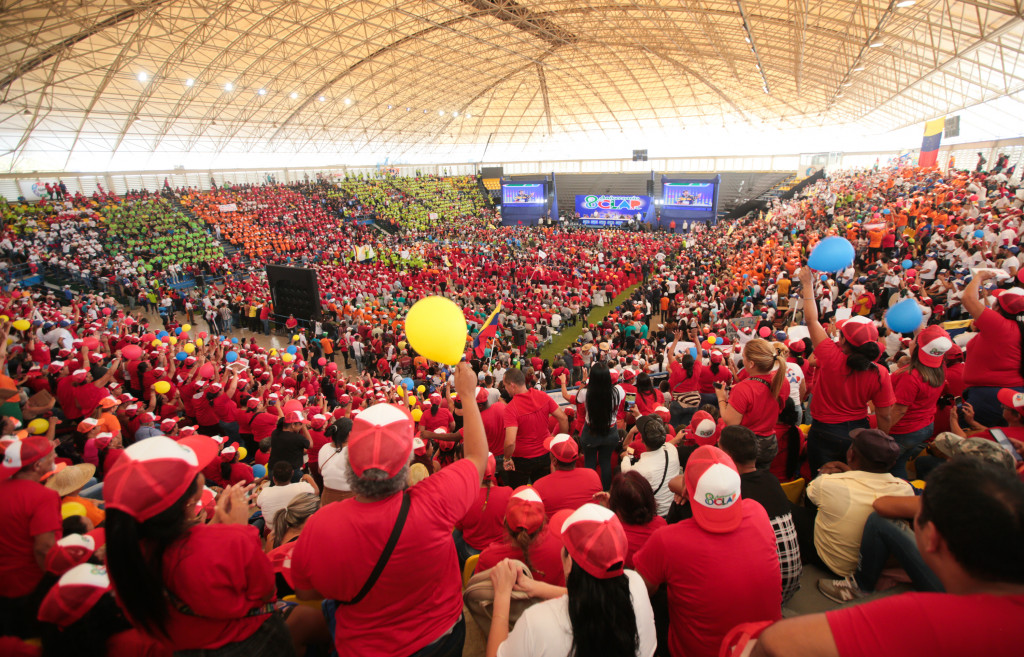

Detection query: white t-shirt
(317, 444), (351, 492)
(576, 385), (624, 427)
(258, 481), (315, 525)
(784, 362), (804, 410)
(497, 570), (657, 657)
(620, 445), (680, 516)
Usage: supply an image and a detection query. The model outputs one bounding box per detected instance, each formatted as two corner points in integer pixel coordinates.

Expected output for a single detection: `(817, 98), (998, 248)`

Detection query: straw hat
(45, 463), (96, 497)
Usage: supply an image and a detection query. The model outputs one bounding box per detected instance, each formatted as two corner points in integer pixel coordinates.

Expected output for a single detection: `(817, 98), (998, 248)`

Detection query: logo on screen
(582, 195), (645, 211)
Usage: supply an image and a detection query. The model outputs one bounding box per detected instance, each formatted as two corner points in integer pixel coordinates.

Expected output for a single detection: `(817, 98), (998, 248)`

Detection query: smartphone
(625, 391), (636, 410)
(991, 429), (1023, 463)
(954, 396), (967, 425)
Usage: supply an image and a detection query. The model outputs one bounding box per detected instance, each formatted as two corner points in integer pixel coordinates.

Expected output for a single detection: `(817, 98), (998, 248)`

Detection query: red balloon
(198, 331), (208, 339)
(759, 327), (771, 338)
(141, 333), (155, 342)
(102, 307), (112, 316)
(325, 363), (337, 373)
(122, 345), (142, 361)
(318, 357), (327, 366)
(161, 335), (171, 343)
(199, 363), (215, 379)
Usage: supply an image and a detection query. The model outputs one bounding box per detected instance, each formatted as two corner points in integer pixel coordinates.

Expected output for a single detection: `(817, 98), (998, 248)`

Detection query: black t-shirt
(739, 469), (792, 520)
(268, 428), (309, 472)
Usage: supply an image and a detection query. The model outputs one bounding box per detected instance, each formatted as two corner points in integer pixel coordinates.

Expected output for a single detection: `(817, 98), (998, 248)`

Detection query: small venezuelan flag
(919, 117), (945, 168)
(473, 301), (502, 358)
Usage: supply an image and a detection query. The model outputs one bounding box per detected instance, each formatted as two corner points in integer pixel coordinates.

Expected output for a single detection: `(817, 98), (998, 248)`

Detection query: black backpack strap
(337, 490), (411, 606)
(652, 449), (670, 494)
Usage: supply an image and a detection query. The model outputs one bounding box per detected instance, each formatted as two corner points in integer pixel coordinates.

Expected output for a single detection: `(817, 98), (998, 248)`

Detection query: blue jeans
(889, 423), (933, 480)
(855, 513), (944, 593)
(262, 318), (270, 335)
(807, 418), (869, 473)
(964, 386), (1023, 428)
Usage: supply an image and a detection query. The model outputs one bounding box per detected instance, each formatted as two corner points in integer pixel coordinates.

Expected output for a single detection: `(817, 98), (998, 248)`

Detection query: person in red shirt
(290, 362), (486, 657)
(419, 392), (454, 434)
(502, 368), (568, 486)
(699, 350), (734, 407)
(532, 434), (602, 516)
(474, 486), (566, 586)
(607, 470), (666, 569)
(888, 325), (952, 478)
(798, 266), (895, 472)
(104, 434), (285, 654)
(667, 329), (703, 407)
(716, 339), (790, 469)
(634, 446), (781, 657)
(0, 435), (61, 638)
(454, 454), (512, 566)
(750, 458), (1024, 657)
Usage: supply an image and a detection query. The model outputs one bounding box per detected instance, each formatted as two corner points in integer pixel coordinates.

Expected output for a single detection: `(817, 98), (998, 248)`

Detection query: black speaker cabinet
(266, 265), (322, 321)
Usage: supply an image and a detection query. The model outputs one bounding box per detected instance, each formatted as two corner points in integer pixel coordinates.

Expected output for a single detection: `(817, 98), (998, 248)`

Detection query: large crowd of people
(0, 162), (1022, 657)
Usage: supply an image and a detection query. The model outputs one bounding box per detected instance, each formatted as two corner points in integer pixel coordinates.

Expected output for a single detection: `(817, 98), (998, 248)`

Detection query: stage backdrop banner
(575, 195), (652, 227)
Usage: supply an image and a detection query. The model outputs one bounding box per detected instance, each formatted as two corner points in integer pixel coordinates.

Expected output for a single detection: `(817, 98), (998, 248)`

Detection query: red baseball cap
(686, 411), (721, 447)
(544, 433), (579, 463)
(839, 316), (879, 347)
(685, 445), (743, 534)
(1, 435), (54, 479)
(997, 388), (1024, 410)
(709, 350), (724, 364)
(916, 325), (953, 368)
(506, 486), (545, 534)
(347, 403), (414, 478)
(37, 563), (112, 629)
(549, 503), (628, 580)
(44, 531), (101, 575)
(997, 287), (1024, 315)
(103, 435), (221, 522)
(284, 410), (305, 424)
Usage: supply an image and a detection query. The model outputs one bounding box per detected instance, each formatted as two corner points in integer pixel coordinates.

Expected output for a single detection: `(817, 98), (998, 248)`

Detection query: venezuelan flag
(919, 117), (945, 168)
(473, 301), (502, 358)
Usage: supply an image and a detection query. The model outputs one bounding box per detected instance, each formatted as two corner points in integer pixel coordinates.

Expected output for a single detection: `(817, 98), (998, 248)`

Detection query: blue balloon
(885, 299), (923, 334)
(174, 327), (182, 335)
(689, 347), (698, 359)
(175, 351), (187, 361)
(807, 237), (855, 272)
(156, 331), (169, 339)
(253, 464), (266, 478)
(231, 337), (239, 344)
(820, 274), (828, 281)
(974, 229), (984, 238)
(226, 351), (238, 363)
(286, 345), (297, 355)
(882, 208), (891, 215)
(402, 377), (415, 390)
(901, 259), (913, 269)
(743, 273), (749, 279)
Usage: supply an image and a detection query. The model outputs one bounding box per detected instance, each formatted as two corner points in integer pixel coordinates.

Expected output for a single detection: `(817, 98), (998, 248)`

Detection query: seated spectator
(476, 486), (566, 586)
(717, 425), (803, 604)
(317, 419), (354, 505)
(256, 462), (318, 527)
(634, 445), (781, 657)
(104, 435), (290, 654)
(606, 471), (666, 569)
(0, 435), (61, 638)
(753, 458), (1024, 657)
(532, 433), (602, 516)
(806, 428), (914, 577)
(290, 362), (486, 657)
(266, 492), (320, 595)
(486, 504), (657, 656)
(621, 414), (680, 517)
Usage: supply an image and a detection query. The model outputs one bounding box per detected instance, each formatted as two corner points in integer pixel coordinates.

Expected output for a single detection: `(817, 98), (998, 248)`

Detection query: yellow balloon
(417, 385), (426, 394)
(411, 408), (423, 422)
(153, 380), (171, 395)
(169, 336), (178, 345)
(27, 418), (49, 435)
(408, 396), (416, 406)
(292, 335), (300, 342)
(237, 446), (248, 461)
(183, 343), (196, 354)
(196, 338), (204, 347)
(0, 315), (8, 322)
(282, 353), (294, 363)
(269, 348), (277, 356)
(182, 323), (192, 332)
(404, 296), (468, 365)
(151, 339), (162, 347)
(11, 319), (30, 331)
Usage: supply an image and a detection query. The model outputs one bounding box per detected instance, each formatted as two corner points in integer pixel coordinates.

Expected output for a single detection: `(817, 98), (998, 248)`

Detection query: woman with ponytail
(266, 493), (320, 594)
(961, 271), (1024, 426)
(713, 338), (789, 469)
(104, 435), (292, 655)
(798, 266), (895, 472)
(475, 486), (565, 586)
(486, 503), (656, 657)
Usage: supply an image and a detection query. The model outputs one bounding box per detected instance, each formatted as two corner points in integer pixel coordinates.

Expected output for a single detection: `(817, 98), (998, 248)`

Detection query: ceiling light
(842, 82), (854, 86)
(137, 72), (148, 82)
(853, 67), (865, 71)
(290, 92), (298, 99)
(258, 88), (266, 96)
(406, 107), (411, 111)
(185, 78), (194, 87)
(318, 96), (326, 102)
(438, 110), (445, 116)
(423, 109), (428, 113)
(744, 37), (751, 43)
(895, 0), (915, 7)
(869, 41), (884, 48)
(344, 97), (351, 105)
(224, 82), (233, 91)
(465, 113), (471, 118)
(387, 104), (392, 109)
(762, 86), (769, 94)
(452, 111), (458, 117)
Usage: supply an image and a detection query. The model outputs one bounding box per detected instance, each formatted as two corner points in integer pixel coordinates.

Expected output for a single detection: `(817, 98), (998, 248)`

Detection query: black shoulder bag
(337, 490), (411, 606)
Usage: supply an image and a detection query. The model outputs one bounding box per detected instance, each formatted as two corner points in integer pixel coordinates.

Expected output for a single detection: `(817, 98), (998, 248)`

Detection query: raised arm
(798, 265), (829, 347)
